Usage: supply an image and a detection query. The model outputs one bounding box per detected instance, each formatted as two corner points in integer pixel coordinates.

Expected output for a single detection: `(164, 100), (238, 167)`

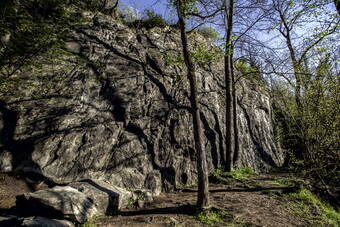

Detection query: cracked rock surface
(0, 12), (284, 193)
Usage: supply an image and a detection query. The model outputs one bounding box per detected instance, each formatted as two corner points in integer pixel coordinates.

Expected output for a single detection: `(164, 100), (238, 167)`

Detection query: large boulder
(16, 186), (98, 223)
(0, 216), (74, 227)
(69, 179), (136, 213)
(21, 217), (74, 227)
(0, 216), (22, 227)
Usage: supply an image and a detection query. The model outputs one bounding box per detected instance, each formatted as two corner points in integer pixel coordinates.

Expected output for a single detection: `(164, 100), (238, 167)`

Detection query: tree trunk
(279, 12), (303, 116)
(232, 53), (239, 166)
(176, 0), (210, 209)
(224, 0), (235, 172)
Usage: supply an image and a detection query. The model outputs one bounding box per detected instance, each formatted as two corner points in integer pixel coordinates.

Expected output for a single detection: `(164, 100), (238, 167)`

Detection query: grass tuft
(209, 167), (258, 187)
(197, 209), (233, 226)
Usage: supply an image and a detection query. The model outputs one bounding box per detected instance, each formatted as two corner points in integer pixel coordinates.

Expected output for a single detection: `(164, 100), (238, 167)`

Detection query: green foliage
(190, 43), (223, 67)
(197, 209), (233, 226)
(75, 0), (118, 15)
(168, 0), (198, 17)
(119, 4), (141, 22)
(163, 52), (185, 66)
(76, 214), (102, 227)
(197, 26), (221, 41)
(300, 71), (339, 188)
(235, 59), (265, 84)
(163, 43), (222, 67)
(0, 0), (84, 77)
(143, 10), (169, 28)
(127, 9), (168, 29)
(285, 188), (340, 226)
(0, 77), (9, 93)
(273, 54), (339, 192)
(197, 208), (252, 227)
(210, 167), (257, 186)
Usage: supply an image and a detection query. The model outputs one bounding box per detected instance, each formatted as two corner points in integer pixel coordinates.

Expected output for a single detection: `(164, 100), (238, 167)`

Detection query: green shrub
(119, 4), (141, 22)
(272, 55), (339, 195)
(190, 43), (223, 67)
(163, 52), (184, 66)
(235, 59), (265, 84)
(0, 0), (83, 77)
(197, 26), (221, 41)
(79, 0), (118, 15)
(0, 77), (9, 94)
(127, 10), (168, 29)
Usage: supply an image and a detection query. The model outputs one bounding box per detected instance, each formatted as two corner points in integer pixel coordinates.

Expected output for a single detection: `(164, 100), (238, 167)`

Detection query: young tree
(223, 0), (235, 172)
(267, 0), (338, 116)
(193, 0), (271, 171)
(174, 0), (210, 209)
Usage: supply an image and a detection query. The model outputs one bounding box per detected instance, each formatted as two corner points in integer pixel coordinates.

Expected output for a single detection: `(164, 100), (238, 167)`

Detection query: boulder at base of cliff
(21, 216), (75, 227)
(69, 179), (139, 213)
(16, 186), (98, 223)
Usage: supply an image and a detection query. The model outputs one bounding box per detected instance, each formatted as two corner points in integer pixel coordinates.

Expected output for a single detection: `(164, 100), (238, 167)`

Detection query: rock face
(0, 12), (283, 193)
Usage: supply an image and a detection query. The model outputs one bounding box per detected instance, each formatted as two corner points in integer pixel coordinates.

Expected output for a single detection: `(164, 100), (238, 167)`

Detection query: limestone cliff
(0, 12), (283, 194)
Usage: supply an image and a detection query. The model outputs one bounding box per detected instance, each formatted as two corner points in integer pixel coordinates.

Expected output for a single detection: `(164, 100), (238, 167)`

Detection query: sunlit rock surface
(0, 12), (283, 193)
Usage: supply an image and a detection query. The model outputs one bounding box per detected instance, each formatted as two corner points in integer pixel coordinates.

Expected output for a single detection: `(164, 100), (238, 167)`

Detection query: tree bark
(224, 0), (235, 172)
(277, 9), (303, 115)
(232, 52), (239, 166)
(176, 0), (210, 209)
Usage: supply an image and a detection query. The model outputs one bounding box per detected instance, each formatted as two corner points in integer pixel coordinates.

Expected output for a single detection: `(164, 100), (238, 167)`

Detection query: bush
(235, 59), (266, 84)
(197, 26), (221, 41)
(127, 10), (168, 29)
(190, 43), (223, 67)
(272, 56), (340, 199)
(81, 0), (118, 15)
(0, 0), (83, 77)
(119, 4), (142, 22)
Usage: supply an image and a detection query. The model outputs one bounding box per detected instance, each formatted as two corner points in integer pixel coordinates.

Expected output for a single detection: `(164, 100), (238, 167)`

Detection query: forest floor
(0, 172), (338, 227)
(94, 173), (307, 227)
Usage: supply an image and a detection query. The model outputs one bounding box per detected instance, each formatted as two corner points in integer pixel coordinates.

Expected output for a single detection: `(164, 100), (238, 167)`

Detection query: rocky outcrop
(0, 11), (283, 194)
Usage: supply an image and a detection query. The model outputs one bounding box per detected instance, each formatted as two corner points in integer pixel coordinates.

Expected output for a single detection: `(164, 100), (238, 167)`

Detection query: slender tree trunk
(286, 39), (303, 115)
(231, 52), (239, 166)
(278, 11), (303, 116)
(176, 0), (210, 209)
(224, 0), (235, 172)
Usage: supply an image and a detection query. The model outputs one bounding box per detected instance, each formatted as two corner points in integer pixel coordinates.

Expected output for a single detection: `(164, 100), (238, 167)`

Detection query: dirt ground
(0, 173), (308, 227)
(95, 173), (307, 227)
(0, 173), (33, 210)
